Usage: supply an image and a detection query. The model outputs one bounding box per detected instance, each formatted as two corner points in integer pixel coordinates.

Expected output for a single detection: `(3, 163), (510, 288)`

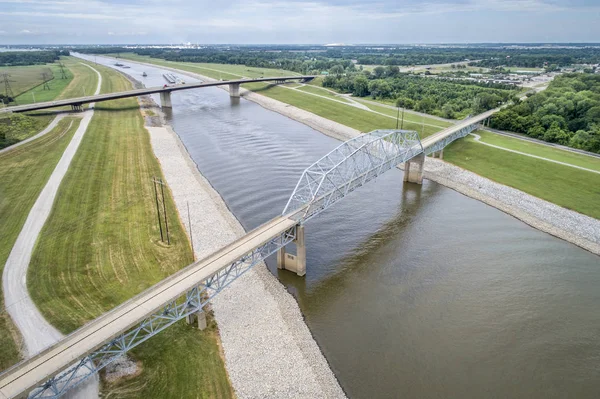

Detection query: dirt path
(2, 63), (102, 398)
(470, 133), (600, 174)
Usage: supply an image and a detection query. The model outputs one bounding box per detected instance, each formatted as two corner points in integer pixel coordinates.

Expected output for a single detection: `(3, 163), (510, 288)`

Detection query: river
(78, 54), (600, 398)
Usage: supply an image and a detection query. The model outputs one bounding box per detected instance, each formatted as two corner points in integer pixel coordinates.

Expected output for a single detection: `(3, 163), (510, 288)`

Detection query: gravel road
(2, 63), (102, 398)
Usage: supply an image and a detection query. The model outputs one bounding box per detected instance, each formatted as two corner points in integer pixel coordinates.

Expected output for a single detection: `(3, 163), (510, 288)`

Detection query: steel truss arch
(283, 130), (423, 222)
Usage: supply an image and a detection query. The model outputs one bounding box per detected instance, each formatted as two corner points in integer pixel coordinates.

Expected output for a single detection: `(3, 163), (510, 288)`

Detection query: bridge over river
(0, 98), (497, 398)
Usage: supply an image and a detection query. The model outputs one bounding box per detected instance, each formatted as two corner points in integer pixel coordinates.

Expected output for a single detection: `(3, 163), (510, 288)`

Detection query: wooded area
(322, 67), (517, 119)
(491, 74), (600, 153)
(0, 50), (69, 66)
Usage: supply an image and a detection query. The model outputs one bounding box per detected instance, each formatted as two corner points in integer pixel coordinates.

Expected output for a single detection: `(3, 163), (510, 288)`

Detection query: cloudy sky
(1, 0), (599, 45)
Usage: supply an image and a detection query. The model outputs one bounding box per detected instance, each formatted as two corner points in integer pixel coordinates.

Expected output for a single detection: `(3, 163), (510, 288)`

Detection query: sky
(0, 0), (599, 45)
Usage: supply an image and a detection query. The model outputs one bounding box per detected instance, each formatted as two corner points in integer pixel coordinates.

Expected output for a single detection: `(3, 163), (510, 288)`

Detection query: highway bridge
(0, 75), (315, 114)
(0, 110), (493, 398)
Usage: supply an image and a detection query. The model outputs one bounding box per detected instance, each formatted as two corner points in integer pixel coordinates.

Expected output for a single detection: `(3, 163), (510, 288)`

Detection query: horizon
(2, 0), (600, 45)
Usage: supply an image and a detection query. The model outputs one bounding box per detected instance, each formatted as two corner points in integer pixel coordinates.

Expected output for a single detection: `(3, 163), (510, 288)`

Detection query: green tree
(353, 75), (369, 97)
(373, 66), (385, 79)
(330, 65), (344, 77)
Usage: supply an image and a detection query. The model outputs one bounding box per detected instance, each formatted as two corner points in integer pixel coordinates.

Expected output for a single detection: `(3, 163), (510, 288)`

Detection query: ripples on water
(83, 54), (600, 398)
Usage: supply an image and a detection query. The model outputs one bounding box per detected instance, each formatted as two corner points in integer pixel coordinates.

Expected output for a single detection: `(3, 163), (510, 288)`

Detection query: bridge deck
(0, 216), (297, 399)
(421, 108), (498, 150)
(0, 76), (313, 114)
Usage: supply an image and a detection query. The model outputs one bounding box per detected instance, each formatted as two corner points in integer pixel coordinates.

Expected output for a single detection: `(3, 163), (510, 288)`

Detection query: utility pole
(153, 178), (164, 242)
(159, 178), (170, 245)
(396, 106), (400, 129)
(401, 108), (405, 130)
(59, 63), (67, 79)
(41, 72), (51, 90)
(1, 73), (16, 105)
(187, 201), (194, 259)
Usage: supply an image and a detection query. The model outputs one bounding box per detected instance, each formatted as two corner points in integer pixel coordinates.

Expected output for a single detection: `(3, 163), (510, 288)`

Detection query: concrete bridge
(0, 76), (315, 114)
(0, 110), (492, 398)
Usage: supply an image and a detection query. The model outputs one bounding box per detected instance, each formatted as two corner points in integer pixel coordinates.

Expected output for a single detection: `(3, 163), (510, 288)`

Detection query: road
(2, 63), (102, 399)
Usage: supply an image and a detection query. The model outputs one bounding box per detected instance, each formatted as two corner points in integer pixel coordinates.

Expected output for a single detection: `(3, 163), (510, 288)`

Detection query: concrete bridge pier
(229, 83), (240, 98)
(186, 309), (207, 330)
(432, 149), (444, 159)
(160, 91), (172, 108)
(403, 152), (425, 184)
(277, 225), (306, 276)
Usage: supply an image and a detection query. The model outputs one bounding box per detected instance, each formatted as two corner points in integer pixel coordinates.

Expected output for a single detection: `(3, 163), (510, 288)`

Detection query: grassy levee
(111, 52), (297, 79)
(0, 117), (82, 370)
(295, 85), (354, 103)
(444, 133), (600, 220)
(247, 83), (445, 137)
(476, 131), (600, 172)
(27, 66), (232, 397)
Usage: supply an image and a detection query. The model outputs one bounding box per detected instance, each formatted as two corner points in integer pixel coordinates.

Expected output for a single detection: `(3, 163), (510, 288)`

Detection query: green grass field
(113, 53), (298, 79)
(13, 62), (74, 105)
(445, 132), (600, 219)
(0, 64), (57, 97)
(246, 84), (444, 137)
(27, 63), (232, 397)
(475, 131), (600, 172)
(0, 117), (82, 370)
(358, 101), (452, 128)
(294, 85), (353, 103)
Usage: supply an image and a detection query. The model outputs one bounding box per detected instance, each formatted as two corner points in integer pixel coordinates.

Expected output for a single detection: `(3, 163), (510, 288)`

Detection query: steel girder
(423, 123), (479, 155)
(27, 225), (298, 399)
(283, 130), (423, 222)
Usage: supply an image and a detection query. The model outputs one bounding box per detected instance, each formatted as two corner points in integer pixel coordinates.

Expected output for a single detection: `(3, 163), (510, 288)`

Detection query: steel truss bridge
(0, 111), (493, 398)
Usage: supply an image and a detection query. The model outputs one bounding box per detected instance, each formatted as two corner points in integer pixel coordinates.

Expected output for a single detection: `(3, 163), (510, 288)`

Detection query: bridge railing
(283, 130), (423, 222)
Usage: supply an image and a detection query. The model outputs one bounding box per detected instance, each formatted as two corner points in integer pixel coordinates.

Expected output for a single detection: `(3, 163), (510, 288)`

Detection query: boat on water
(163, 73), (177, 84)
(142, 72), (147, 77)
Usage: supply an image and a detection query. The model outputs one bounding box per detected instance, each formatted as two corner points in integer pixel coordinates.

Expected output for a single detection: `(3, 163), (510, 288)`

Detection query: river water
(79, 54), (600, 398)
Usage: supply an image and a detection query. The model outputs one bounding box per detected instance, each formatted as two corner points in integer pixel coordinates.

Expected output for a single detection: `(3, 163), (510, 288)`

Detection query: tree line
(0, 50), (69, 66)
(322, 65), (517, 119)
(491, 74), (600, 153)
(77, 46), (600, 71)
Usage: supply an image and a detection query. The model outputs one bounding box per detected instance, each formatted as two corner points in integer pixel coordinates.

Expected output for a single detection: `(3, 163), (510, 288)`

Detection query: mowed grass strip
(444, 133), (600, 219)
(27, 66), (232, 397)
(112, 52), (297, 79)
(0, 117), (81, 370)
(246, 84), (444, 137)
(476, 130), (600, 172)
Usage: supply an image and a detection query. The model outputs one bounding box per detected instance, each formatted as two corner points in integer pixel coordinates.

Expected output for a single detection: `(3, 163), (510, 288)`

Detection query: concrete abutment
(277, 225), (306, 276)
(229, 83), (240, 98)
(160, 91), (172, 108)
(403, 152), (425, 184)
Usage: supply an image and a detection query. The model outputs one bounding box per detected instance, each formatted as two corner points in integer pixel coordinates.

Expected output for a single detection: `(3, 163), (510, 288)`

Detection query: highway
(0, 75), (314, 114)
(0, 216), (297, 399)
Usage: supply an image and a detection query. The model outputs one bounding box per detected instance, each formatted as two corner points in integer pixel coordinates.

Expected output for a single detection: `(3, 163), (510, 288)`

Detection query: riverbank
(146, 123), (346, 398)
(419, 159), (600, 255)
